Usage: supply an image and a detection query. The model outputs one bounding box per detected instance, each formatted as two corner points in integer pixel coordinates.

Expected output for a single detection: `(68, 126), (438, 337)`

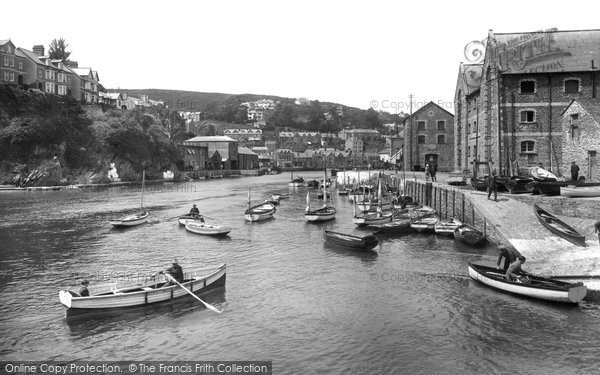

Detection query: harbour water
(1, 172), (600, 374)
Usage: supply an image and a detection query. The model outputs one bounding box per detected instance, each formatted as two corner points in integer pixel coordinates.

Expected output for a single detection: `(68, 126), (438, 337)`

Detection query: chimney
(32, 45), (45, 56)
(68, 61), (79, 68)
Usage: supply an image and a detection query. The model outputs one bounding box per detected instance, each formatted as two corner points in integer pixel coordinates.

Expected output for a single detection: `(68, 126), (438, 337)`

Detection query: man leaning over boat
(505, 256), (532, 283)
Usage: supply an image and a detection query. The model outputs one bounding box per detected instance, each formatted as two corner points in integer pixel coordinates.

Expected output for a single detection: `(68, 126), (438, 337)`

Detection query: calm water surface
(1, 172), (600, 374)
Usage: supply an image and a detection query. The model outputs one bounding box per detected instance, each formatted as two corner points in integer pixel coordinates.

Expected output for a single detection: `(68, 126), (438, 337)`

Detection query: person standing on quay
(571, 161), (580, 181)
(487, 170), (498, 201)
(595, 221), (600, 245)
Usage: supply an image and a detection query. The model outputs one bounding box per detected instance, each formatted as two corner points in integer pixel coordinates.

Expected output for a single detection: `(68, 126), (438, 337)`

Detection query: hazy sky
(4, 0), (600, 113)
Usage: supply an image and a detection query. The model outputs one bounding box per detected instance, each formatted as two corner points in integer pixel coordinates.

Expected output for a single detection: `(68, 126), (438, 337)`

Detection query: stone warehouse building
(454, 29), (600, 177)
(561, 99), (600, 180)
(403, 101), (455, 172)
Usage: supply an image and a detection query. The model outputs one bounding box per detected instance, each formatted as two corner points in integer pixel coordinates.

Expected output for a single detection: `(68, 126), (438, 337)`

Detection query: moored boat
(505, 176), (534, 194)
(178, 213), (205, 226)
(323, 230), (378, 251)
(409, 215), (440, 232)
(245, 202), (276, 222)
(59, 264), (227, 310)
(244, 188), (276, 222)
(370, 218), (413, 235)
(110, 170), (149, 228)
(110, 210), (149, 228)
(434, 218), (462, 236)
(470, 177), (488, 191)
(305, 191), (336, 222)
(289, 171), (305, 187)
(560, 186), (600, 198)
(468, 263), (587, 304)
(533, 204), (585, 247)
(454, 224), (486, 246)
(185, 221), (231, 236)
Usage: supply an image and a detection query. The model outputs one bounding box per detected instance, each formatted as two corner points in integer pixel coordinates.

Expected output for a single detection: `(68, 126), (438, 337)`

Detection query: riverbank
(403, 172), (600, 301)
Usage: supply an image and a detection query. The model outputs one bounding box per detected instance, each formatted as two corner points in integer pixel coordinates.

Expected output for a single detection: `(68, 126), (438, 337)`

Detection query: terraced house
(0, 40), (26, 86)
(1, 39), (100, 103)
(454, 29), (600, 178)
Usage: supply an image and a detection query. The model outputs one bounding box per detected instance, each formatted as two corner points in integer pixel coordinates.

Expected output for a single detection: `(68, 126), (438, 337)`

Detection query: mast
(247, 187), (251, 209)
(306, 191), (310, 212)
(140, 170), (145, 211)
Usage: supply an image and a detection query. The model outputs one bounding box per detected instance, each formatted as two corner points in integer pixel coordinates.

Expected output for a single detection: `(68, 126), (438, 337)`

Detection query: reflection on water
(1, 172), (600, 373)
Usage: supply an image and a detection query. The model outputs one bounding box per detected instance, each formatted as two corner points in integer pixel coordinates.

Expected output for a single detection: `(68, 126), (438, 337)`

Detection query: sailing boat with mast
(337, 169), (349, 196)
(305, 183), (336, 222)
(244, 187), (276, 222)
(352, 178), (392, 227)
(109, 170), (149, 228)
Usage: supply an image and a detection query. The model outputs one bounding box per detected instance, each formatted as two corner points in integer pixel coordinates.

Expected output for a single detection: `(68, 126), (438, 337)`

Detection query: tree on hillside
(266, 103), (296, 129)
(48, 38), (71, 64)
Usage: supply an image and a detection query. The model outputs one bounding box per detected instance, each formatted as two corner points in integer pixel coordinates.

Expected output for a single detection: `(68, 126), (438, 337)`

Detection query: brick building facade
(455, 29), (600, 177)
(403, 101), (455, 172)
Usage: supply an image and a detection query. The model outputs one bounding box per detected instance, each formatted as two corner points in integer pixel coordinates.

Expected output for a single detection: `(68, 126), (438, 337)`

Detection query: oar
(540, 275), (600, 280)
(164, 274), (222, 314)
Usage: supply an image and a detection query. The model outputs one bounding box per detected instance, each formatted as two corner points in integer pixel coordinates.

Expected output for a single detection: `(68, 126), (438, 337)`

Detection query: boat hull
(324, 231), (378, 251)
(185, 222), (231, 236)
(533, 204), (585, 247)
(410, 216), (440, 232)
(434, 218), (462, 236)
(245, 203), (276, 222)
(305, 206), (336, 222)
(59, 264), (226, 310)
(353, 212), (393, 226)
(468, 263), (587, 303)
(560, 186), (600, 198)
(454, 224), (486, 246)
(110, 211), (149, 228)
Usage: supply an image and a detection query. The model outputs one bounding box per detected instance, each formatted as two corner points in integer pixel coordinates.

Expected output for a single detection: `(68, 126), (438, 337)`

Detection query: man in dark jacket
(570, 162), (580, 181)
(497, 246), (522, 273)
(78, 280), (90, 297)
(164, 259), (184, 283)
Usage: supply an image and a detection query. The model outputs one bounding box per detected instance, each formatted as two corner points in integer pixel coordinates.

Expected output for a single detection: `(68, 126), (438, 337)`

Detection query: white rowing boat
(185, 221), (232, 236)
(59, 264), (226, 310)
(468, 263), (587, 303)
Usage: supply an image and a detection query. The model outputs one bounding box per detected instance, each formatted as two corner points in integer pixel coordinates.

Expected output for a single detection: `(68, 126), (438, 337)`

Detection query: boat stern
(59, 290), (73, 308)
(568, 284), (588, 303)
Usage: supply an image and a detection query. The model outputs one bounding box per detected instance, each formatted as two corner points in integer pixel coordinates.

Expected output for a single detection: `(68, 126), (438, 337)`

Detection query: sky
(3, 0), (600, 113)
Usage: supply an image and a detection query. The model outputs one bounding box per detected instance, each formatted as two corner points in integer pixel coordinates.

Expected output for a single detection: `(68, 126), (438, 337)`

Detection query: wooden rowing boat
(178, 213), (205, 226)
(504, 176), (534, 194)
(59, 264), (226, 310)
(468, 263), (587, 303)
(434, 218), (462, 236)
(454, 224), (486, 246)
(185, 221), (232, 236)
(323, 230), (378, 251)
(410, 215), (440, 232)
(560, 186), (600, 198)
(370, 218), (413, 235)
(533, 204), (585, 247)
